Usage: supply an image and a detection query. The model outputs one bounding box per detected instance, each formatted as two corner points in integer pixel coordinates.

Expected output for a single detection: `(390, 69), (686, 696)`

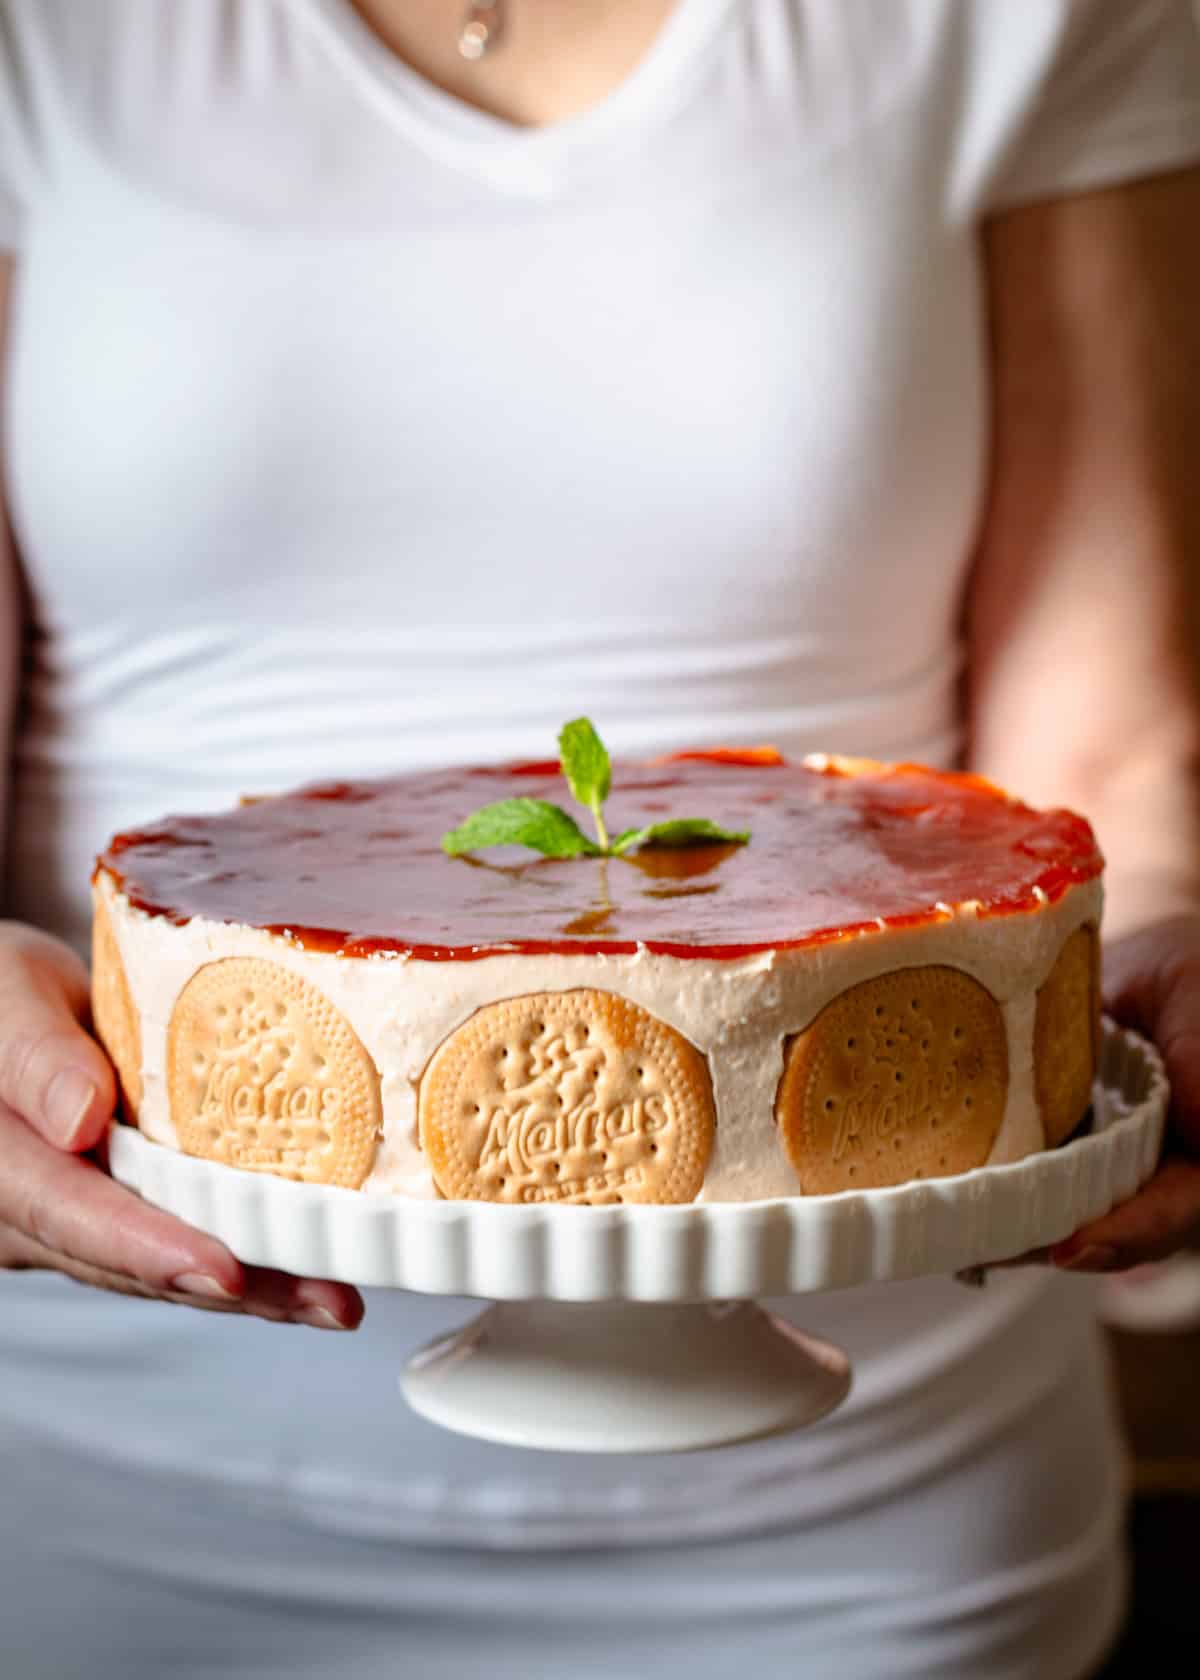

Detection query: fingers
(1050, 1156), (1200, 1271)
(0, 923), (115, 1150)
(234, 1266), (364, 1329)
(0, 1104), (364, 1326)
(0, 1099), (244, 1295)
(0, 926), (365, 1328)
(1104, 915), (1200, 1153)
(0, 1226), (240, 1309)
(0, 1108), (363, 1330)
(1, 1225), (363, 1329)
(986, 1246), (1052, 1271)
(1102, 912), (1200, 1028)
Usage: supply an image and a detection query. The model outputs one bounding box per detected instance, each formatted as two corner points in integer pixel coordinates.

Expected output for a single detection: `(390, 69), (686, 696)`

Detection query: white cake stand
(108, 1020), (1166, 1454)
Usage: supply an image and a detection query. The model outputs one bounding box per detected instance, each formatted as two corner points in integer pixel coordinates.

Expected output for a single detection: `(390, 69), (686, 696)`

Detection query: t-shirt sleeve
(0, 106), (23, 252)
(0, 0), (70, 254)
(0, 4), (32, 252)
(0, 186), (20, 256)
(973, 0), (1200, 214)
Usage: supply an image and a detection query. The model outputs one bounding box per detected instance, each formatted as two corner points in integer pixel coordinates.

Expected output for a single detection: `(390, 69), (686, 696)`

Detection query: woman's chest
(7, 0), (986, 650)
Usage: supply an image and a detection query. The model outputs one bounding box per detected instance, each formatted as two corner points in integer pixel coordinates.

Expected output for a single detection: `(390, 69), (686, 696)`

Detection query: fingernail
(47, 1069), (98, 1147)
(1054, 1245), (1119, 1273)
(291, 1307), (350, 1331)
(171, 1272), (240, 1301)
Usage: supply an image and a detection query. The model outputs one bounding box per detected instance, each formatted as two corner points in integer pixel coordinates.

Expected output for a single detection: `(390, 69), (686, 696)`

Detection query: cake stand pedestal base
(401, 1300), (852, 1454)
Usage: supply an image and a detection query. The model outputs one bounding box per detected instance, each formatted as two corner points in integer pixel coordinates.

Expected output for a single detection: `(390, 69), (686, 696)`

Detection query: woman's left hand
(1048, 913), (1200, 1274)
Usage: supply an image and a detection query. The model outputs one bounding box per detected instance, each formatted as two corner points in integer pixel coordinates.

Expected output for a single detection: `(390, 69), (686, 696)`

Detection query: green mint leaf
(441, 799), (601, 859)
(612, 818), (751, 854)
(558, 717), (611, 847)
(443, 719), (754, 864)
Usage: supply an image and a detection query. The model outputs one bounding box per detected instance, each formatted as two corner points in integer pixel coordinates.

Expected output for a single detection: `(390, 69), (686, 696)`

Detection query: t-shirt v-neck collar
(297, 0), (739, 195)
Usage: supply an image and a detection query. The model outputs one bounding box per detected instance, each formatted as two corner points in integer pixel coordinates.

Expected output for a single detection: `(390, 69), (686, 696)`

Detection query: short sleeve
(0, 61), (21, 247)
(0, 185), (20, 256)
(0, 0), (86, 254)
(0, 3), (35, 253)
(964, 0), (1200, 214)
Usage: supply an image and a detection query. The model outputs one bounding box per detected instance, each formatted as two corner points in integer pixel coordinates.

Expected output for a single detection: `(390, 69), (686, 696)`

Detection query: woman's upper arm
(965, 166), (1200, 927)
(0, 254), (19, 835)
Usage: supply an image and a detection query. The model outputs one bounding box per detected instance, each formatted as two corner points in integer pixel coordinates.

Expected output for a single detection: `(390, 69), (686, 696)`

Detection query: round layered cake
(91, 753), (1103, 1204)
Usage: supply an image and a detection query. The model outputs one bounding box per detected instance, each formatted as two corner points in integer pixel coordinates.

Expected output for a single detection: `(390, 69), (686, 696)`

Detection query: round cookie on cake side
(91, 752), (1103, 1204)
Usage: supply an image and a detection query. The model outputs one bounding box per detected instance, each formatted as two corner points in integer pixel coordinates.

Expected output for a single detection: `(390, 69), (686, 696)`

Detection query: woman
(2, 3), (1199, 1676)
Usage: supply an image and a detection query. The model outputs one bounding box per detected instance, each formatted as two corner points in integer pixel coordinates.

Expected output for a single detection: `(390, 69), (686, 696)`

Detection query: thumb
(1103, 911), (1200, 1036)
(0, 923), (117, 1151)
(1104, 913), (1200, 1153)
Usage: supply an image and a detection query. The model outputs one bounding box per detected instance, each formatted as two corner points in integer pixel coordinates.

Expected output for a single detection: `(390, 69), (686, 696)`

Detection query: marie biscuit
(1035, 924), (1100, 1147)
(776, 966), (1008, 1193)
(418, 989), (716, 1205)
(91, 898), (143, 1121)
(167, 957), (381, 1188)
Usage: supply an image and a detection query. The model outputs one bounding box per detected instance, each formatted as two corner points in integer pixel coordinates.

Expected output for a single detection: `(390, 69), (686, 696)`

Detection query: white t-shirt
(2, 4), (1199, 1676)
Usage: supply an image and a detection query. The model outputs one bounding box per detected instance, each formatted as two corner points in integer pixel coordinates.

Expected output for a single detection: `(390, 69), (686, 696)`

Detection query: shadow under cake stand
(108, 1020), (1167, 1455)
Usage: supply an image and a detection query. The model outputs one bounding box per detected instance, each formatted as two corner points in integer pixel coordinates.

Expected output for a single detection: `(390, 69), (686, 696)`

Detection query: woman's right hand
(0, 921), (363, 1329)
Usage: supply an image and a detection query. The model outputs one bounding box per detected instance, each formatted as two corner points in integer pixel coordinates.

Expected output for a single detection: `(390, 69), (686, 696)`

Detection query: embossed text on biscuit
(776, 967), (1008, 1195)
(419, 991), (714, 1206)
(168, 958), (381, 1189)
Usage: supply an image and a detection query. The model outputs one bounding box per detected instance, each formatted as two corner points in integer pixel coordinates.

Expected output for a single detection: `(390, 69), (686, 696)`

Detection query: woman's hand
(1049, 913), (1200, 1274)
(0, 921), (363, 1329)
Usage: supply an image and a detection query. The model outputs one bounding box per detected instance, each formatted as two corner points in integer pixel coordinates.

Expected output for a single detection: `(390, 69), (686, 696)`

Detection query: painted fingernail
(292, 1306), (350, 1331)
(47, 1069), (98, 1147)
(170, 1272), (240, 1301)
(1054, 1245), (1119, 1273)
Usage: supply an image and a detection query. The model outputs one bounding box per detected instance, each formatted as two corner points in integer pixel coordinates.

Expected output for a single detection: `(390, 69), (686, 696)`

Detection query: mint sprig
(558, 717), (612, 851)
(441, 718), (752, 860)
(441, 798), (601, 859)
(610, 817), (749, 854)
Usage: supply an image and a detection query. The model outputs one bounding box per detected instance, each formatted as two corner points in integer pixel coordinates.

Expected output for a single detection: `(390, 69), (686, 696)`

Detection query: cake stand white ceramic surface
(108, 1020), (1166, 1453)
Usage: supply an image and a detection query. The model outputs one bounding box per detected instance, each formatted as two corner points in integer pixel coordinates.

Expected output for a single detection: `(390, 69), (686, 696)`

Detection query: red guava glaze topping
(660, 746), (786, 768)
(95, 756), (1103, 962)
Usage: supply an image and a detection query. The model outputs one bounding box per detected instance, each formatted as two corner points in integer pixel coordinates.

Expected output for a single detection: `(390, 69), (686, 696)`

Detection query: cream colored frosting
(95, 868), (1102, 1202)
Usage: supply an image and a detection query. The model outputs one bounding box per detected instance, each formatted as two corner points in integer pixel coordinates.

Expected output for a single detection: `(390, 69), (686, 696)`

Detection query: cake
(91, 751), (1103, 1204)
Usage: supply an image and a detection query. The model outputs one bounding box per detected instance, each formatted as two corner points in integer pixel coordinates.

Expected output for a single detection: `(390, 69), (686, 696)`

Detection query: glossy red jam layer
(96, 756), (1103, 962)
